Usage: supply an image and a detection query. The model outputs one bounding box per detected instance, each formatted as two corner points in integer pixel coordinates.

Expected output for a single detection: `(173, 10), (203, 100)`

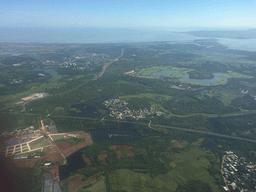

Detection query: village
(104, 98), (164, 120)
(221, 151), (256, 191)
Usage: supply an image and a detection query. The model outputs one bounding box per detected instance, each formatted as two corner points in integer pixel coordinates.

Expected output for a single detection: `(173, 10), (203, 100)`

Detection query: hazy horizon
(1, 0), (255, 29)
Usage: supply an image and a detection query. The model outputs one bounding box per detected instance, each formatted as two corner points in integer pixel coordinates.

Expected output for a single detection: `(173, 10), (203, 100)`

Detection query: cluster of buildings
(104, 99), (164, 120)
(222, 151), (256, 191)
(9, 79), (23, 84)
(75, 53), (110, 65)
(123, 70), (136, 76)
(2, 126), (36, 137)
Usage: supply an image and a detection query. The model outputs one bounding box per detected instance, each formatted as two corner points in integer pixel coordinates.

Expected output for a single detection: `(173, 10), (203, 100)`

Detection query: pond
(182, 73), (229, 85)
(90, 122), (142, 143)
(59, 148), (86, 180)
(32, 66), (58, 75)
(129, 82), (148, 90)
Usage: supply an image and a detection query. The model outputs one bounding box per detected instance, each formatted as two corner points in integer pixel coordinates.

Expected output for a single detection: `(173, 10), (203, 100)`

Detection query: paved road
(96, 48), (124, 78)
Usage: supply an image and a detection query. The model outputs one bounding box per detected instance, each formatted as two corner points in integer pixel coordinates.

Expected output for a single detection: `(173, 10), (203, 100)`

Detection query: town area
(104, 98), (164, 120)
(221, 151), (256, 191)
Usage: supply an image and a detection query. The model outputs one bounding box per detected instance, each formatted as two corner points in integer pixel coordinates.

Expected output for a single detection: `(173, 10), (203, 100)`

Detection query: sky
(1, 0), (256, 30)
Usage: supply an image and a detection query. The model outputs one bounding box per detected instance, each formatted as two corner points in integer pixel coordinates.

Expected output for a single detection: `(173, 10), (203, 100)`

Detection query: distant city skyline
(1, 0), (255, 30)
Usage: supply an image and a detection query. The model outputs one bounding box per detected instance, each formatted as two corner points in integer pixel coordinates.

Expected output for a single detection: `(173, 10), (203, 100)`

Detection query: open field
(29, 137), (51, 150)
(108, 169), (157, 192)
(136, 66), (194, 77)
(50, 134), (66, 141)
(78, 176), (106, 192)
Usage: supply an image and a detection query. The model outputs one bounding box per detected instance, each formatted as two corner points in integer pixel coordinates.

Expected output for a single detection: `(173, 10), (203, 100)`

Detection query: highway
(15, 112), (256, 144)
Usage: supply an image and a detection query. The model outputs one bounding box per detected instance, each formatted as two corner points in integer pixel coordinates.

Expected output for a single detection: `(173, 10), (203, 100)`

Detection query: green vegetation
(78, 176), (107, 192)
(50, 134), (66, 141)
(29, 137), (51, 150)
(55, 137), (85, 145)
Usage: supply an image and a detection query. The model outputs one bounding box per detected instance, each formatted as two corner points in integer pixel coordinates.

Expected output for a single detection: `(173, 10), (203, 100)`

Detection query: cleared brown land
(82, 154), (92, 166)
(126, 152), (135, 157)
(43, 146), (63, 161)
(13, 159), (37, 168)
(49, 165), (60, 179)
(58, 131), (93, 157)
(167, 140), (183, 151)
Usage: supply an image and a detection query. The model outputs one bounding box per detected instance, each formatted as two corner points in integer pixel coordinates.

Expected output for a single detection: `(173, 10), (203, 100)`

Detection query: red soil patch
(126, 152), (135, 157)
(43, 146), (63, 161)
(57, 131), (93, 157)
(116, 150), (122, 159)
(173, 140), (182, 148)
(82, 154), (92, 166)
(13, 159), (37, 168)
(57, 142), (72, 150)
(49, 165), (60, 178)
(111, 145), (133, 150)
(167, 140), (182, 151)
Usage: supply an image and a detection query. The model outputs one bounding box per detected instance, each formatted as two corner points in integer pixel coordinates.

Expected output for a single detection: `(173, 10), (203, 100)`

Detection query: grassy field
(54, 137), (85, 145)
(106, 147), (221, 192)
(108, 169), (157, 192)
(158, 148), (221, 192)
(78, 176), (107, 192)
(50, 134), (66, 141)
(136, 66), (193, 77)
(29, 137), (51, 150)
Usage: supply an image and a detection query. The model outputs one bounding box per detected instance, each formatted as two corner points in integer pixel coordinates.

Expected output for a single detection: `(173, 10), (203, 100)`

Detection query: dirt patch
(167, 140), (182, 151)
(57, 142), (72, 150)
(13, 159), (37, 168)
(82, 154), (92, 166)
(170, 162), (176, 168)
(111, 145), (133, 150)
(57, 131), (93, 157)
(116, 150), (122, 159)
(43, 146), (63, 161)
(173, 140), (182, 148)
(160, 174), (172, 181)
(49, 165), (60, 178)
(126, 152), (135, 157)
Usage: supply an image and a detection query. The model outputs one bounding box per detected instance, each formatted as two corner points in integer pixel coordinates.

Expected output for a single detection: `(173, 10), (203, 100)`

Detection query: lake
(182, 73), (229, 85)
(129, 82), (148, 90)
(32, 66), (58, 75)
